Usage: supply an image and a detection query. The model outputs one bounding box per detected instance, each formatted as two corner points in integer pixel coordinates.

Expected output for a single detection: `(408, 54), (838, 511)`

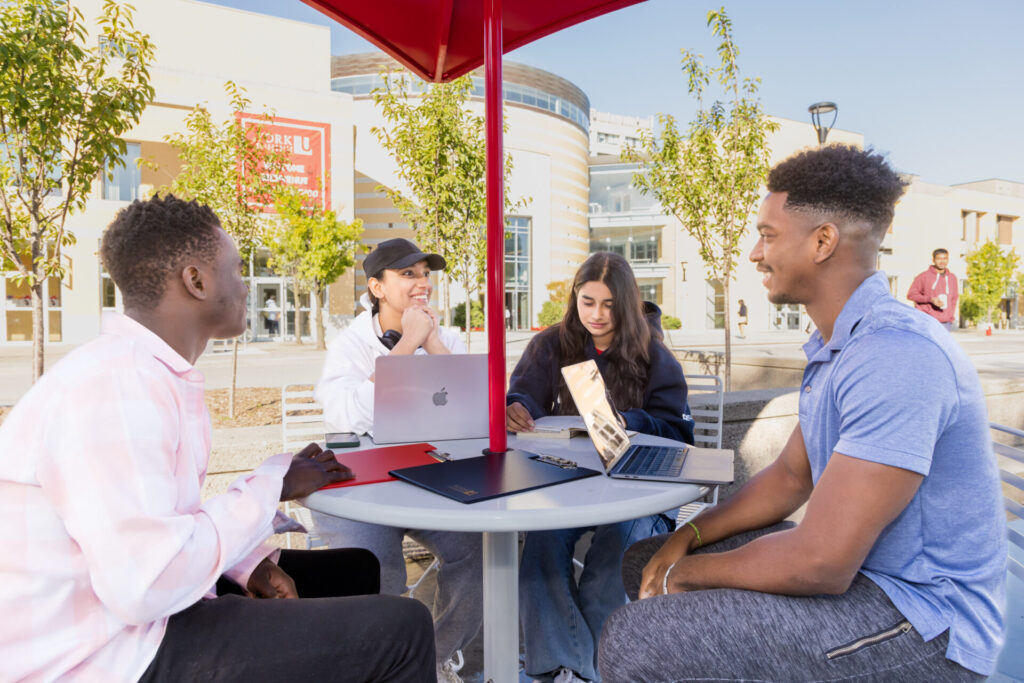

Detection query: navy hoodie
(507, 302), (694, 444)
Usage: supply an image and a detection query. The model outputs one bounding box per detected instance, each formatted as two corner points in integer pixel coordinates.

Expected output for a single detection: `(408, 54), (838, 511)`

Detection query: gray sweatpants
(310, 511), (482, 663)
(599, 524), (984, 682)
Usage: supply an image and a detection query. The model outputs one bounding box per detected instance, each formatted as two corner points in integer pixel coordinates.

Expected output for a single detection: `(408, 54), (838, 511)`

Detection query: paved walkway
(2, 326), (1021, 404)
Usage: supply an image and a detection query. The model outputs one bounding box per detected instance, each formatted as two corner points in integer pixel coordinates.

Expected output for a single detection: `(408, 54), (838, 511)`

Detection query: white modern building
(5, 0), (1021, 347)
(2, 0), (355, 345)
(587, 112), (1024, 332)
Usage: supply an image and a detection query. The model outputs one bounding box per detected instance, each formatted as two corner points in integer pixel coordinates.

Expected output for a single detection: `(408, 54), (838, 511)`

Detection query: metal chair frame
(281, 384), (328, 550)
(989, 423), (1024, 682)
(676, 374), (724, 527)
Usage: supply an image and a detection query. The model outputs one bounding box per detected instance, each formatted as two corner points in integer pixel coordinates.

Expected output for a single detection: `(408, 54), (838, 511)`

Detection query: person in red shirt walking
(907, 248), (958, 330)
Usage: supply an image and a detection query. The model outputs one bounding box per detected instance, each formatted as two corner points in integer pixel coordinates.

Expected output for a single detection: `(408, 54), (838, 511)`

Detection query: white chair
(281, 384), (328, 550)
(676, 374), (724, 527)
(281, 384), (325, 454)
(990, 423), (1024, 682)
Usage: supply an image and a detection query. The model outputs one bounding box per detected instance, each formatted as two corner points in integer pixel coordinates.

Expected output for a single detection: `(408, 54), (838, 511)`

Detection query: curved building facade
(330, 54), (591, 329)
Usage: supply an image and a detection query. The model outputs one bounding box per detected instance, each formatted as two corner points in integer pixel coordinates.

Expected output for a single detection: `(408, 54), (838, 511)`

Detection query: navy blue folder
(389, 449), (601, 504)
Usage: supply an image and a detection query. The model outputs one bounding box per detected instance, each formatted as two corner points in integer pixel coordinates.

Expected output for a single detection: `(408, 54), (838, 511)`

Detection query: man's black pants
(138, 548), (435, 682)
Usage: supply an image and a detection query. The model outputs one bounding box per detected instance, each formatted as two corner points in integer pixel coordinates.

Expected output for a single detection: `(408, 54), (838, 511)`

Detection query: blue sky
(204, 0), (1024, 187)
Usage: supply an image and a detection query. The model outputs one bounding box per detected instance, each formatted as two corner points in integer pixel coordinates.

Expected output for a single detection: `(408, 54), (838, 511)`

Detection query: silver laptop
(373, 354), (489, 443)
(561, 360), (734, 485)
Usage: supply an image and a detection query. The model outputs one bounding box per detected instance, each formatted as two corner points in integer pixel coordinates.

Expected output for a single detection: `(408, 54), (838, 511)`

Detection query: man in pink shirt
(907, 248), (959, 330)
(0, 195), (434, 682)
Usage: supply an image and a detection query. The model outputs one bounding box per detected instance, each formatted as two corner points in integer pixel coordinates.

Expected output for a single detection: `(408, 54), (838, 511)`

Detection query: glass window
(517, 230), (528, 256)
(5, 274), (31, 308)
(102, 277), (117, 308)
(47, 277), (61, 308)
(285, 287), (310, 309)
(705, 279), (724, 329)
(6, 310), (31, 341)
(504, 217), (531, 328)
(630, 239), (657, 263)
(103, 142), (141, 201)
(3, 274), (61, 341)
(100, 261), (119, 310)
(638, 282), (662, 305)
(48, 310), (62, 342)
(516, 261), (528, 286)
(589, 165), (660, 215)
(331, 74), (589, 133)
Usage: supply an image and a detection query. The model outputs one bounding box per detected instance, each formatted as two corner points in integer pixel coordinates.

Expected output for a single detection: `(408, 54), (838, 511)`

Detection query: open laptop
(561, 360), (734, 485)
(373, 354), (489, 443)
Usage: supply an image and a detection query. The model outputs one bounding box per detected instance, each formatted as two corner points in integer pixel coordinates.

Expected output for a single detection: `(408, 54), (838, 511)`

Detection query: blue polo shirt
(799, 272), (1006, 675)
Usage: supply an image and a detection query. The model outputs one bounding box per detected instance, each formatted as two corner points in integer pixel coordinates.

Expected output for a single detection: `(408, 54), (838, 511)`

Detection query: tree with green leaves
(371, 70), (521, 348)
(623, 8), (777, 390)
(964, 239), (1019, 328)
(538, 278), (571, 327)
(160, 82), (287, 257)
(155, 81), (287, 416)
(0, 0), (154, 380)
(268, 184), (365, 350)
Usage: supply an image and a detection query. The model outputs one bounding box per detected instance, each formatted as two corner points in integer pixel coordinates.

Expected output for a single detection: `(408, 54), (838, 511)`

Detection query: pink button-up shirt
(0, 313), (291, 682)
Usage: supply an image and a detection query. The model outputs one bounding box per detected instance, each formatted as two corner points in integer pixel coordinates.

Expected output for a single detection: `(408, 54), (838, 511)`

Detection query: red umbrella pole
(484, 0), (507, 454)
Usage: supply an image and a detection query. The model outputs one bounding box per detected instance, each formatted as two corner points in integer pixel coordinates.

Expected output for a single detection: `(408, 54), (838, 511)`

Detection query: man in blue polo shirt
(599, 145), (1006, 681)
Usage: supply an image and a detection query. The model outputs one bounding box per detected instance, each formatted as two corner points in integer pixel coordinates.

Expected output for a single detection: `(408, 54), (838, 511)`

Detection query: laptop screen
(561, 360), (632, 471)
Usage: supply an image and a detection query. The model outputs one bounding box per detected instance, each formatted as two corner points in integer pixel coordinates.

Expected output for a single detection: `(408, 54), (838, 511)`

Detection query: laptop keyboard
(617, 446), (688, 477)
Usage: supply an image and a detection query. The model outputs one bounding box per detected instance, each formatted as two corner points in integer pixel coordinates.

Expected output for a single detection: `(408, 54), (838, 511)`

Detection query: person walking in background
(907, 248), (958, 330)
(737, 299), (748, 338)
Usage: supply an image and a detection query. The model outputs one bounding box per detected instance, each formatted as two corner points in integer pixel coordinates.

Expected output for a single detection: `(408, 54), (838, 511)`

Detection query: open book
(516, 415), (637, 439)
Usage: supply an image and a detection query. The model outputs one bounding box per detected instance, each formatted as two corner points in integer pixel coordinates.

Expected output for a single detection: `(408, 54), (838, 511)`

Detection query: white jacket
(314, 303), (466, 434)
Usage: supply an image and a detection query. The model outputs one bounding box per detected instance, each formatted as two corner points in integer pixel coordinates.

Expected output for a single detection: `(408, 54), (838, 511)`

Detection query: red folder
(320, 442), (440, 490)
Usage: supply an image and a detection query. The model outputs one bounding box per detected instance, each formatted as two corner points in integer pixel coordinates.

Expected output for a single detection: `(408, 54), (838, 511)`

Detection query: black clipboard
(389, 449), (601, 504)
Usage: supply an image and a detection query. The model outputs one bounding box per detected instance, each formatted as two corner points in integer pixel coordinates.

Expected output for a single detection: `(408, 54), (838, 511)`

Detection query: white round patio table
(303, 432), (703, 683)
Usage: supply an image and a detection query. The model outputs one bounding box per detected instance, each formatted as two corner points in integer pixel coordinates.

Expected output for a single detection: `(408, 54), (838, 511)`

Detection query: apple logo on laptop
(432, 387), (448, 407)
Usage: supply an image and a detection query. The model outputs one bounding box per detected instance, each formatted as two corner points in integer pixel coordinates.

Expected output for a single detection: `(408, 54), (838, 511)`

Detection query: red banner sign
(238, 113), (331, 211)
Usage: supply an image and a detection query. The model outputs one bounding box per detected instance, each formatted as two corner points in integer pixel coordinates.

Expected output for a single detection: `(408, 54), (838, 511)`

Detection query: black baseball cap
(362, 238), (446, 279)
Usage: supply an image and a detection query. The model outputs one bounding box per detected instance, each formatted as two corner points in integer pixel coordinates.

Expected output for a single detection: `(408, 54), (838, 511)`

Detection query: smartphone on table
(325, 432), (361, 449)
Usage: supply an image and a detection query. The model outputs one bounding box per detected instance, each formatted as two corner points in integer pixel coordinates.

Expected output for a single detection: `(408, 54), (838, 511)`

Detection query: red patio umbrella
(301, 0), (647, 454)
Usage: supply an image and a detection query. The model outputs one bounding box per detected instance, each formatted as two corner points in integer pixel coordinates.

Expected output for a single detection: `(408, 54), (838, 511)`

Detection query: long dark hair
(555, 252), (652, 414)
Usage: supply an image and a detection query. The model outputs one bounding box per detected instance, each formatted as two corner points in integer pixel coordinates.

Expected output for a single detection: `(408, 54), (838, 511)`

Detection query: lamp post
(808, 101), (838, 145)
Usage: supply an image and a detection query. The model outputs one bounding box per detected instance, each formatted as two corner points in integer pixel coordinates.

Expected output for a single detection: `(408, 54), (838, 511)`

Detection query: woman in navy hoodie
(507, 252), (693, 683)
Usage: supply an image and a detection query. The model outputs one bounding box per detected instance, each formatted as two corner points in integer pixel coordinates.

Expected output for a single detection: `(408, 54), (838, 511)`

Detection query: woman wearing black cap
(315, 237), (464, 434)
(312, 238), (481, 682)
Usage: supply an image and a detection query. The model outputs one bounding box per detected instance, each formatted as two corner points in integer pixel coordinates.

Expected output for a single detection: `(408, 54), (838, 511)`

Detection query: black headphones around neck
(379, 329), (403, 350)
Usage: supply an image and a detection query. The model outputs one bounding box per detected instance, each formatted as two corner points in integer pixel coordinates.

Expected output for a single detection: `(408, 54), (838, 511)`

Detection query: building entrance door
(254, 281), (283, 341)
(285, 285), (312, 341)
(505, 290), (529, 330)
